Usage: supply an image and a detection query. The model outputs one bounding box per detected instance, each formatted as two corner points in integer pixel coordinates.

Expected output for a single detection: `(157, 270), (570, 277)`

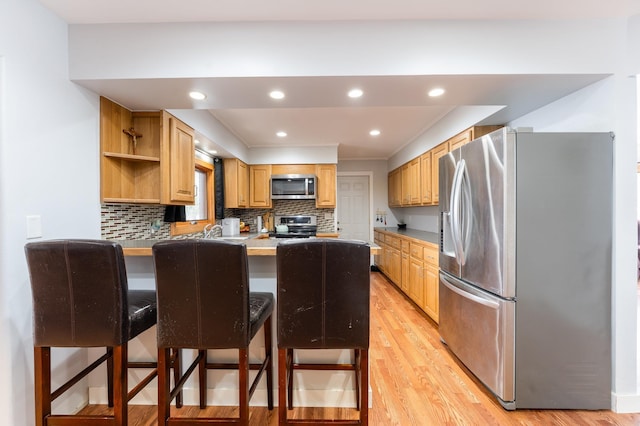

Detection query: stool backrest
(277, 239), (370, 349)
(152, 239), (250, 349)
(24, 239), (129, 347)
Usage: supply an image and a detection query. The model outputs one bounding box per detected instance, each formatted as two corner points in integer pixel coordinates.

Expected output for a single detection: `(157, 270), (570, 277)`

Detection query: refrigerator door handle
(441, 274), (499, 309)
(450, 159), (466, 265)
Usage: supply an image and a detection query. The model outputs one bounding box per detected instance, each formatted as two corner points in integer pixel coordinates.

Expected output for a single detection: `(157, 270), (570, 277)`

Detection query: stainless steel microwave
(271, 174), (316, 200)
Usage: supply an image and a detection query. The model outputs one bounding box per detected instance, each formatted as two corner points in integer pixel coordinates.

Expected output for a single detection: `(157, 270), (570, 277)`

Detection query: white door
(336, 175), (370, 241)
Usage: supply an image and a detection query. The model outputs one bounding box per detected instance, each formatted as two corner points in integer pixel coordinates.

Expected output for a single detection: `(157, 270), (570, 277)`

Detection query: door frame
(336, 171), (374, 243)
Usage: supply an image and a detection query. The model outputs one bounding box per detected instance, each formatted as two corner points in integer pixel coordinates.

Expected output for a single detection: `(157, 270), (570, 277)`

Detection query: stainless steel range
(273, 215), (317, 238)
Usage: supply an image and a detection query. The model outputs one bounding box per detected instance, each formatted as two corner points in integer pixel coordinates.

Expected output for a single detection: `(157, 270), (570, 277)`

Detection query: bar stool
(152, 239), (274, 425)
(24, 239), (173, 426)
(276, 239), (371, 425)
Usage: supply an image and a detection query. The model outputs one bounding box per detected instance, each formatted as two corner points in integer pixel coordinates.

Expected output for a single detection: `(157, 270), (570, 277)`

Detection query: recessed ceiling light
(428, 87), (445, 97)
(276, 131), (287, 137)
(194, 139), (200, 145)
(369, 129), (381, 136)
(270, 90), (285, 100)
(189, 91), (206, 100)
(348, 88), (363, 98)
(206, 149), (217, 154)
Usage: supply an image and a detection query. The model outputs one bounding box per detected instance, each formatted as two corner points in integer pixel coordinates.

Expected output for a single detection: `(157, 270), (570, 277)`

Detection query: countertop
(117, 235), (380, 257)
(374, 227), (439, 245)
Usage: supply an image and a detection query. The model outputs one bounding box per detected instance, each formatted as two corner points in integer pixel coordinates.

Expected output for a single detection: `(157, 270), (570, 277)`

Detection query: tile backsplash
(101, 200), (335, 240)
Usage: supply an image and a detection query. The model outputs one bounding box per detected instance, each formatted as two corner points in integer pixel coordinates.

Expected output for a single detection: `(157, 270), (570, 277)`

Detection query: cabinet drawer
(401, 239), (410, 253)
(423, 244), (438, 265)
(376, 233), (385, 244)
(410, 242), (425, 259)
(387, 236), (401, 250)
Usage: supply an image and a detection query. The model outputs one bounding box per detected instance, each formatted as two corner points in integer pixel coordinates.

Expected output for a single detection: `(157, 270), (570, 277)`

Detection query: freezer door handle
(441, 274), (499, 309)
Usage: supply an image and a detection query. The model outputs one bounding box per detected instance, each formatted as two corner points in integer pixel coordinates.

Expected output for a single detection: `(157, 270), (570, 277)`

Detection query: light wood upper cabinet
(420, 152), (432, 204)
(315, 164), (336, 208)
(388, 168), (402, 207)
(100, 97), (194, 205)
(249, 164), (272, 208)
(224, 158), (249, 208)
(161, 112), (195, 205)
(448, 128), (473, 153)
(430, 141), (449, 205)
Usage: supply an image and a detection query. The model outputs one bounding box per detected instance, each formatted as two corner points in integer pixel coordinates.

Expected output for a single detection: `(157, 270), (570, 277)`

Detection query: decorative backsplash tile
(101, 200), (335, 240)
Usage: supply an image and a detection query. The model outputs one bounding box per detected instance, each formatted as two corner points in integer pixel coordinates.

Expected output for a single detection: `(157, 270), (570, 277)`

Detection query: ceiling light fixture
(276, 131), (287, 137)
(207, 149), (217, 154)
(428, 87), (445, 97)
(370, 129), (381, 136)
(348, 88), (363, 98)
(269, 90), (285, 100)
(189, 91), (206, 100)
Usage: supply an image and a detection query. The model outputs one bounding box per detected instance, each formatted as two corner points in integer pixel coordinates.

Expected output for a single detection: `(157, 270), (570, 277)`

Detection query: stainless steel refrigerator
(438, 128), (612, 410)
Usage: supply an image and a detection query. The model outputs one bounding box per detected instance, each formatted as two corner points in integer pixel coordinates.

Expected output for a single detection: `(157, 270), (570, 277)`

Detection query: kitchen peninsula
(118, 236), (381, 256)
(87, 236), (380, 408)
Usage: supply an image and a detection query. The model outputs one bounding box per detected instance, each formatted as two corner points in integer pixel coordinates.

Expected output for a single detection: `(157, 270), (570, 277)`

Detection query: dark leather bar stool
(276, 239), (371, 426)
(153, 239), (274, 425)
(24, 239), (175, 426)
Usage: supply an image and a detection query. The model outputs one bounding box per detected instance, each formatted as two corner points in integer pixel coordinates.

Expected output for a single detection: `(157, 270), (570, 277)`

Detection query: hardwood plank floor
(80, 272), (640, 425)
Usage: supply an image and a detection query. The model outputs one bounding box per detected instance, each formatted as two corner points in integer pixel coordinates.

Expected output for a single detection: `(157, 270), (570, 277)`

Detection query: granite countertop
(117, 235), (380, 257)
(374, 227), (439, 245)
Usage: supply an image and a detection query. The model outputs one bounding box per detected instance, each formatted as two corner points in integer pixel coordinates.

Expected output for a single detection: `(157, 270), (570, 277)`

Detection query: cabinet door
(431, 141), (449, 205)
(408, 257), (425, 308)
(448, 128), (473, 152)
(409, 158), (421, 205)
(238, 161), (249, 207)
(401, 163), (410, 205)
(223, 158), (249, 208)
(424, 263), (439, 323)
(166, 116), (195, 204)
(315, 164), (336, 208)
(249, 165), (272, 208)
(420, 152), (432, 204)
(388, 168), (402, 207)
(401, 252), (410, 292)
(389, 248), (401, 285)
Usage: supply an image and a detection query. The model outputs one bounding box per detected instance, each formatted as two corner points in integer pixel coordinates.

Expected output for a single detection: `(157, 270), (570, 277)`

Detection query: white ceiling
(39, 0), (637, 160)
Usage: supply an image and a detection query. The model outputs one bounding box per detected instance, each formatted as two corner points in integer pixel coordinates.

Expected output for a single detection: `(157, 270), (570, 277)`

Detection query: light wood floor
(81, 272), (640, 425)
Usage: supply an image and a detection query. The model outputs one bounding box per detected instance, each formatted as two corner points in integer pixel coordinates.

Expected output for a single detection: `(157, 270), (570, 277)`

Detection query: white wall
(0, 0), (101, 424)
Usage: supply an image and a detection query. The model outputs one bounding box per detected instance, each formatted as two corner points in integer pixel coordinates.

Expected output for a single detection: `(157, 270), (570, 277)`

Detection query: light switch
(26, 215), (42, 239)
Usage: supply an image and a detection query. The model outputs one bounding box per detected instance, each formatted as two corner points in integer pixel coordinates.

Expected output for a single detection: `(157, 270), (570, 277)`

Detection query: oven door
(439, 271), (515, 406)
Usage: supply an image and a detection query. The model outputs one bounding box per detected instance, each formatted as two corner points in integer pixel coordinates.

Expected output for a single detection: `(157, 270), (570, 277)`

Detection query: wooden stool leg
(158, 348), (171, 426)
(278, 348), (288, 425)
(106, 347), (114, 408)
(239, 348), (250, 425)
(198, 349), (207, 408)
(264, 316), (274, 410)
(172, 348), (182, 408)
(34, 347), (51, 426)
(287, 348), (294, 409)
(112, 344), (127, 426)
(360, 349), (369, 426)
(354, 349), (361, 411)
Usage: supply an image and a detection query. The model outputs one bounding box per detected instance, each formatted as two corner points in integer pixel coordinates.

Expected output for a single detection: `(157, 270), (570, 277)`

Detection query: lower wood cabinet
(374, 229), (439, 323)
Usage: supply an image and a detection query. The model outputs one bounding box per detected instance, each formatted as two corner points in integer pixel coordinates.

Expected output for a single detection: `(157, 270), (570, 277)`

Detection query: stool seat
(127, 290), (158, 339)
(25, 239), (173, 426)
(153, 239), (274, 425)
(249, 292), (274, 336)
(277, 239), (371, 425)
